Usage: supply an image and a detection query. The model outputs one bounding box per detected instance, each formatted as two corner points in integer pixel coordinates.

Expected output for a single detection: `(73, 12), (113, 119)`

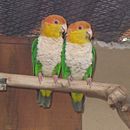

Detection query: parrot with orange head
(32, 15), (67, 108)
(65, 21), (96, 112)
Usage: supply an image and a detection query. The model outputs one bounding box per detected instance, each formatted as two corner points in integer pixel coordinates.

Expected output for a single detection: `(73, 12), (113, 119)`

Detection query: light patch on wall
(93, 29), (130, 49)
(93, 40), (130, 49)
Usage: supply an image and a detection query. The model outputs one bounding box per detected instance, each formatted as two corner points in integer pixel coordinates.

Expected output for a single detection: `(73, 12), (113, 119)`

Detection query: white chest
(37, 36), (63, 76)
(66, 42), (92, 80)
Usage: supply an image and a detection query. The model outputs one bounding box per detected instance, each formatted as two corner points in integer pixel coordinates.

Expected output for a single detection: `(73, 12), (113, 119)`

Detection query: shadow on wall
(83, 45), (130, 130)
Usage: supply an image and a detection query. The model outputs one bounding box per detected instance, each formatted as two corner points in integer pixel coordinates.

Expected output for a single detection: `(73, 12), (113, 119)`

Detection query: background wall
(0, 36), (81, 130)
(0, 36), (130, 129)
(83, 45), (130, 130)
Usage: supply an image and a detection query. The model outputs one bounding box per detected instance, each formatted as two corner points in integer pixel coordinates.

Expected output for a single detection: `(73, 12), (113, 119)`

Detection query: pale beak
(87, 28), (93, 38)
(61, 24), (67, 33)
(61, 24), (67, 38)
(86, 32), (91, 40)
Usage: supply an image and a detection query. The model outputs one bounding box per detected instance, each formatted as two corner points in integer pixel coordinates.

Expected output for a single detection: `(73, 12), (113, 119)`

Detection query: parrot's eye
(78, 26), (83, 30)
(54, 20), (59, 24)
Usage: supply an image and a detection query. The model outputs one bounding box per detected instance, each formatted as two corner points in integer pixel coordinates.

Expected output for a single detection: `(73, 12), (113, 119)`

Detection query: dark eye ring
(54, 20), (59, 24)
(78, 26), (83, 30)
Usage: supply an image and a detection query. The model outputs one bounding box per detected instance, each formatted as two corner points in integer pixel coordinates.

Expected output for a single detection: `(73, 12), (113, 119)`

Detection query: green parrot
(32, 15), (67, 108)
(65, 21), (96, 112)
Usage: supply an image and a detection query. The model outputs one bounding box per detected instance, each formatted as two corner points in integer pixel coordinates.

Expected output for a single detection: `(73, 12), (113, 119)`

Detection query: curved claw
(53, 75), (58, 84)
(38, 72), (44, 84)
(86, 77), (93, 87)
(68, 75), (73, 86)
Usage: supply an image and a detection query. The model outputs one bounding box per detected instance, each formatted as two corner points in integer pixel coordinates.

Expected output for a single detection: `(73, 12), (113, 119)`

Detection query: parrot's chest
(66, 42), (92, 80)
(37, 36), (63, 76)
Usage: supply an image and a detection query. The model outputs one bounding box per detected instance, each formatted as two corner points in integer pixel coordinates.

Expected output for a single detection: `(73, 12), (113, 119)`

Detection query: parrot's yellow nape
(68, 30), (90, 44)
(41, 22), (62, 38)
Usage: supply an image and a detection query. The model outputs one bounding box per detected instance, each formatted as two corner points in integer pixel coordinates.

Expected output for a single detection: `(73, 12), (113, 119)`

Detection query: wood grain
(0, 36), (81, 130)
(1, 72), (130, 129)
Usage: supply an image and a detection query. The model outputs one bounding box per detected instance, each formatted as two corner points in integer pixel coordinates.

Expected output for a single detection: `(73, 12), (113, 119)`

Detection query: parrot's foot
(72, 101), (84, 113)
(38, 72), (44, 84)
(86, 77), (93, 87)
(68, 75), (73, 86)
(53, 75), (58, 84)
(37, 92), (52, 108)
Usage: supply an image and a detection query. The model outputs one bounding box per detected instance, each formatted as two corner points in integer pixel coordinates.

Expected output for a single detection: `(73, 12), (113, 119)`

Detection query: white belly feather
(66, 42), (92, 80)
(37, 36), (63, 76)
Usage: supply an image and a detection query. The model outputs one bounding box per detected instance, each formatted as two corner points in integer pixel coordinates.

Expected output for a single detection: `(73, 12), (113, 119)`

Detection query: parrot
(65, 21), (96, 112)
(31, 15), (67, 108)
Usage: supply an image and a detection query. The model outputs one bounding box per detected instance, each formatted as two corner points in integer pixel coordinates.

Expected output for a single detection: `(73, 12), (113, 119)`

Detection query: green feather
(92, 46), (96, 73)
(68, 45), (96, 112)
(32, 38), (52, 108)
(83, 46), (96, 80)
(52, 63), (61, 76)
(52, 39), (71, 77)
(61, 39), (71, 79)
(32, 38), (42, 76)
(32, 37), (68, 108)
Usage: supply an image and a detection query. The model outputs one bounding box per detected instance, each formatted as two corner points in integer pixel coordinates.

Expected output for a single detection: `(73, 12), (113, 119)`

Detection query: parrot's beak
(61, 24), (67, 33)
(86, 32), (91, 40)
(61, 24), (67, 38)
(87, 28), (93, 39)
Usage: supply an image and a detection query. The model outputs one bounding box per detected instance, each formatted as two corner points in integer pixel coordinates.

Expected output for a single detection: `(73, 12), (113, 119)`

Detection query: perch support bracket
(0, 78), (7, 91)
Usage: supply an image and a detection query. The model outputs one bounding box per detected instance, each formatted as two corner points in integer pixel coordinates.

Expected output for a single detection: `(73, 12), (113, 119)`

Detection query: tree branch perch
(0, 72), (130, 129)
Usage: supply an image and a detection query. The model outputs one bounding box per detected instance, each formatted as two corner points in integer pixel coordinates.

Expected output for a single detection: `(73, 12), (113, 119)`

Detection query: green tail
(37, 90), (52, 108)
(71, 92), (85, 112)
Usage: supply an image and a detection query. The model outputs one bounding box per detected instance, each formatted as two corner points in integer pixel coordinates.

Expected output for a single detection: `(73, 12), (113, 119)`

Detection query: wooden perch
(0, 72), (130, 129)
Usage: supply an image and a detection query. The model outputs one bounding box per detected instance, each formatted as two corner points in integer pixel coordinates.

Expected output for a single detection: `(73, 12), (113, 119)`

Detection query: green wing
(83, 46), (96, 80)
(71, 46), (96, 112)
(61, 39), (71, 79)
(32, 38), (52, 108)
(52, 39), (71, 78)
(32, 38), (42, 76)
(92, 46), (96, 74)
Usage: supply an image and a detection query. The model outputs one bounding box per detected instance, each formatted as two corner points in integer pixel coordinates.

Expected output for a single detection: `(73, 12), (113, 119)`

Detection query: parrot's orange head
(67, 21), (93, 44)
(41, 15), (67, 38)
